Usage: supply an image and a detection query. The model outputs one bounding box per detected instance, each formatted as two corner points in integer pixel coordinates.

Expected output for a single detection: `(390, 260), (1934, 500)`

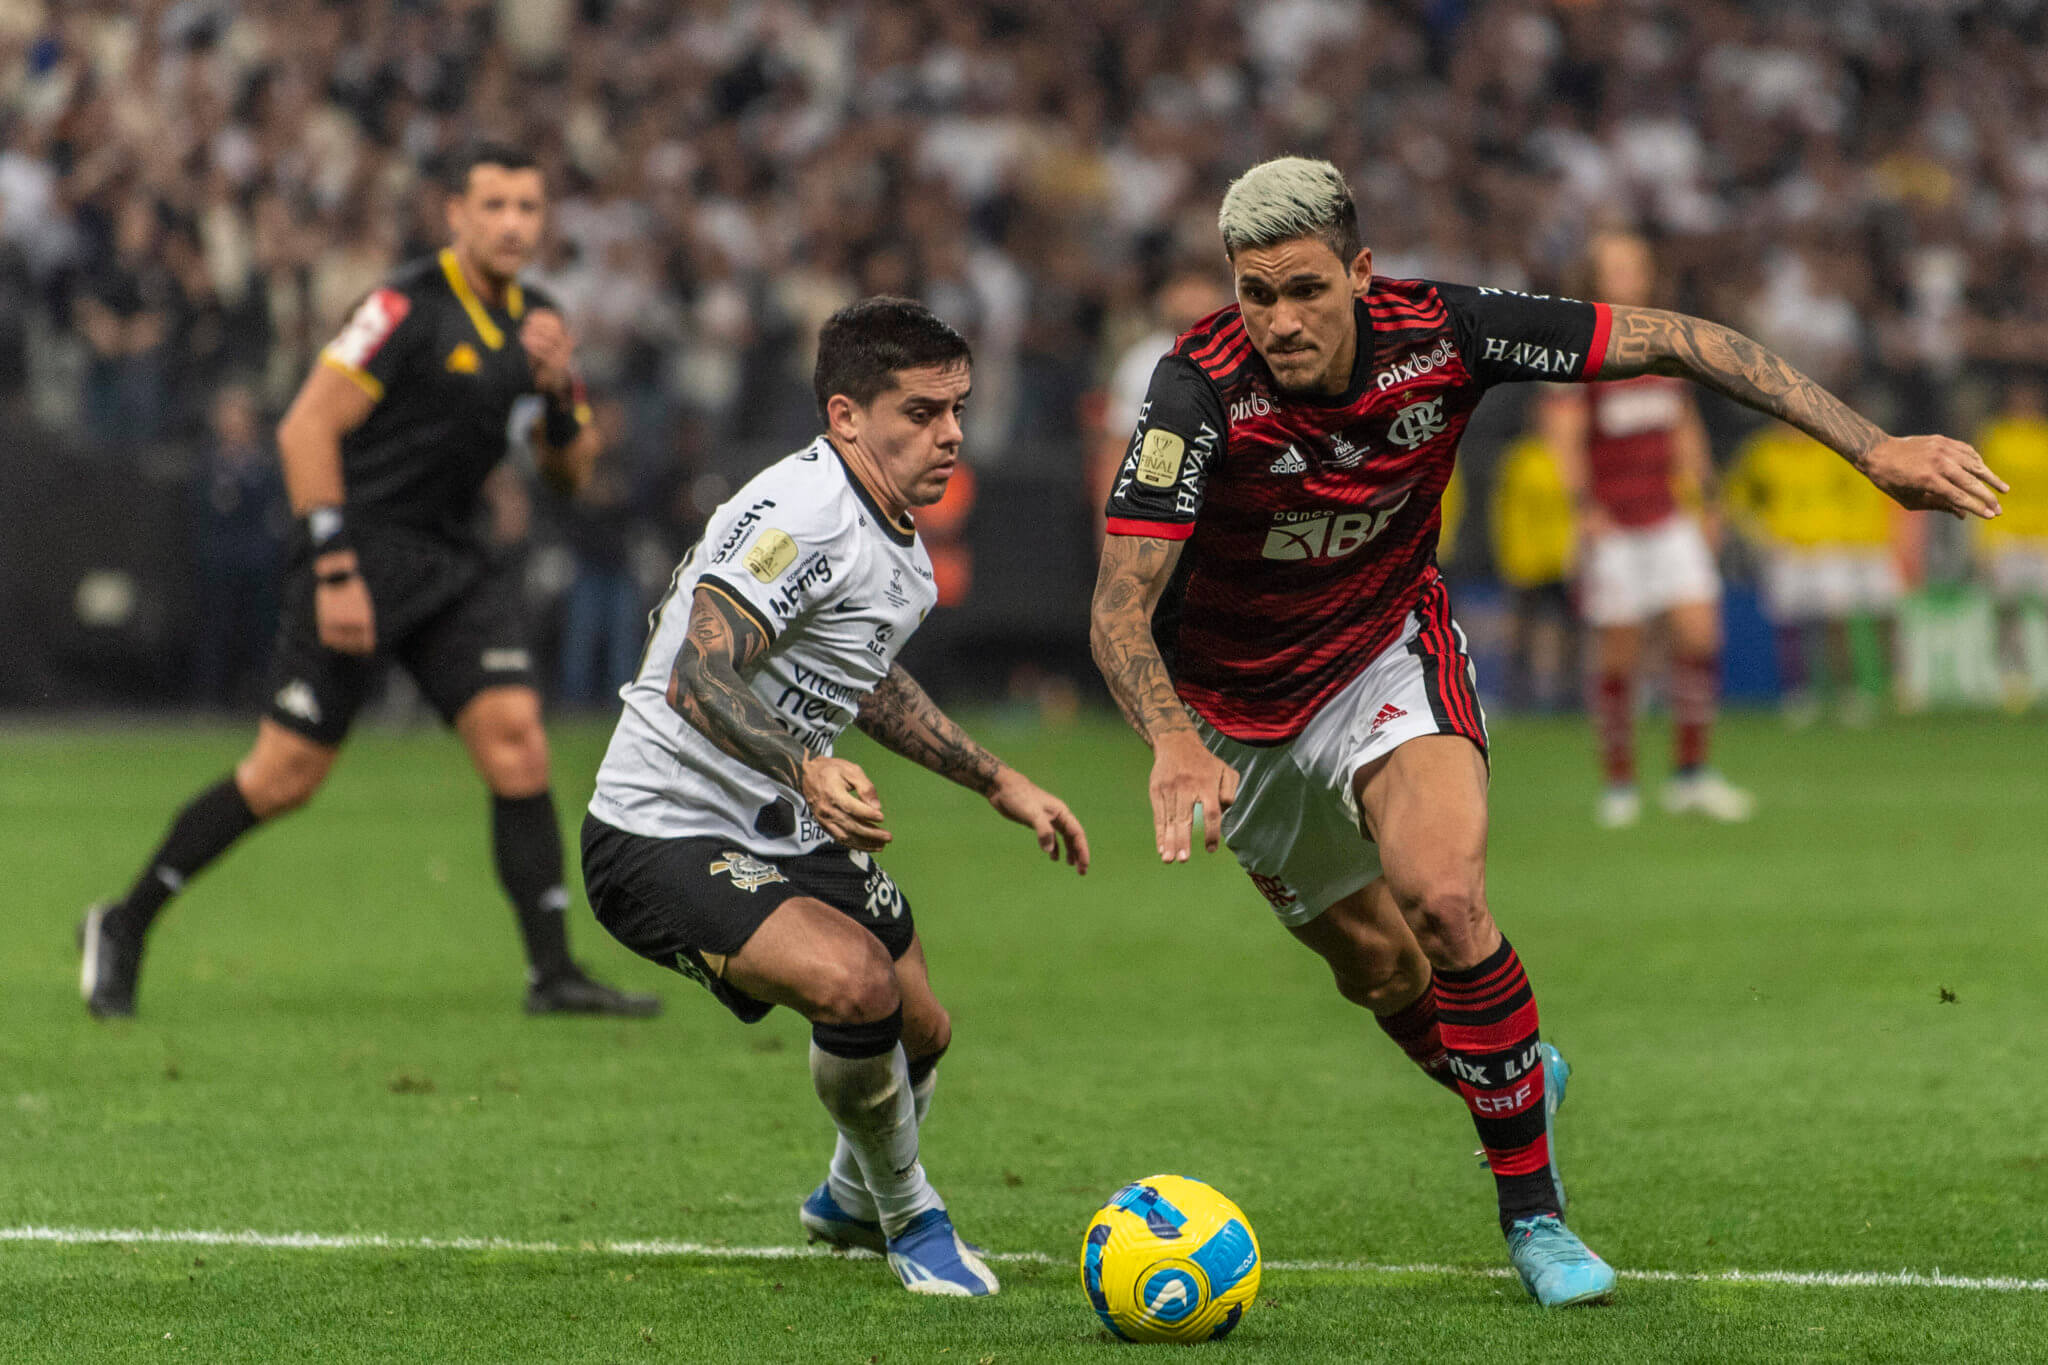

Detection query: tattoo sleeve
(854, 665), (1004, 795)
(1602, 305), (1886, 462)
(1088, 534), (1194, 744)
(667, 587), (808, 791)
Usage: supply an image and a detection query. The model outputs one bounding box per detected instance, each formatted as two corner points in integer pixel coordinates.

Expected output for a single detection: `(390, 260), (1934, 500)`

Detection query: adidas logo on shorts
(1370, 702), (1407, 732)
(1269, 445), (1308, 475)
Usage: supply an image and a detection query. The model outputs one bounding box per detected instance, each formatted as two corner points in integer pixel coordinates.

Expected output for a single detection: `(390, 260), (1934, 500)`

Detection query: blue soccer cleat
(1539, 1041), (1570, 1214)
(884, 1208), (999, 1297)
(799, 1181), (885, 1253)
(1506, 1213), (1615, 1307)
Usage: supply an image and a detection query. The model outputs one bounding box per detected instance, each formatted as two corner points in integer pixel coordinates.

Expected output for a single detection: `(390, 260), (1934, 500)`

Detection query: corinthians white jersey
(590, 437), (939, 855)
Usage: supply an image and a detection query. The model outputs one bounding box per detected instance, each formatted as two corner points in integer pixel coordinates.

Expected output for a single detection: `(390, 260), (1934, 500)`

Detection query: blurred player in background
(1542, 232), (1751, 827)
(1973, 377), (2048, 706)
(582, 299), (1088, 1298)
(1489, 426), (1578, 712)
(79, 144), (658, 1020)
(1725, 422), (1904, 726)
(1092, 158), (2004, 1309)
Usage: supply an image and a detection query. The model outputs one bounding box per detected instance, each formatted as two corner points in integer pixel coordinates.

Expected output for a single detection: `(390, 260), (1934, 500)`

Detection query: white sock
(810, 1042), (941, 1237)
(826, 1060), (938, 1223)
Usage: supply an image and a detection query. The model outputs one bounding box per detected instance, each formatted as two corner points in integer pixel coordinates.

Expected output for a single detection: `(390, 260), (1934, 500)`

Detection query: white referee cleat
(1595, 785), (1640, 829)
(1661, 770), (1755, 822)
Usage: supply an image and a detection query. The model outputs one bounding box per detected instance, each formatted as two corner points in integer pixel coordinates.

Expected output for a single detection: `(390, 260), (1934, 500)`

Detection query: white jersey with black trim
(590, 437), (938, 854)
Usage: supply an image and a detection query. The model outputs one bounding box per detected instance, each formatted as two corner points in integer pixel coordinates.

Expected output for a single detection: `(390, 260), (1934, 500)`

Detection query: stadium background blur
(3, 0), (2047, 718)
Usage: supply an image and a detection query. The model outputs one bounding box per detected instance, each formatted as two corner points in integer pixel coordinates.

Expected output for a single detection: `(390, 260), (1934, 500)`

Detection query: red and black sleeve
(1103, 355), (1227, 540)
(1433, 281), (1612, 389)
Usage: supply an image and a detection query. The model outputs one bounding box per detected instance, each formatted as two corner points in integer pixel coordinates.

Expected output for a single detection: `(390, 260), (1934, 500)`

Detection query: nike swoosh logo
(833, 599), (866, 613)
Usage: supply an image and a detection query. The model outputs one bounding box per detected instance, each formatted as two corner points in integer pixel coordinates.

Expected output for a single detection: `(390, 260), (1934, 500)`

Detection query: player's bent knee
(904, 1005), (952, 1064)
(808, 942), (902, 1028)
(236, 749), (330, 819)
(1405, 883), (1491, 954)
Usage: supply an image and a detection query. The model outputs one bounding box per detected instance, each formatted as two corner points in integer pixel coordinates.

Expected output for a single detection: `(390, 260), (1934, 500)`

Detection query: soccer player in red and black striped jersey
(1541, 231), (1751, 829)
(1090, 157), (2006, 1307)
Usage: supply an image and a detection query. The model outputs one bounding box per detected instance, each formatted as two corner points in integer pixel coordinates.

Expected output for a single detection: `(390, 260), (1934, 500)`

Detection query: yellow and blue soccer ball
(1080, 1175), (1261, 1343)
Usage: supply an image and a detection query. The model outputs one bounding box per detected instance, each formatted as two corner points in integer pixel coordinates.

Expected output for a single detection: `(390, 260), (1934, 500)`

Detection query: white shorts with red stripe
(1578, 514), (1720, 626)
(1193, 580), (1487, 928)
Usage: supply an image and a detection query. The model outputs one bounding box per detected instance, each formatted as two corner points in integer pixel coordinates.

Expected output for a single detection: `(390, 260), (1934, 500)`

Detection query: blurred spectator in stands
(1490, 426), (1579, 712)
(77, 194), (175, 444)
(1974, 376), (2048, 708)
(555, 397), (648, 709)
(190, 383), (286, 710)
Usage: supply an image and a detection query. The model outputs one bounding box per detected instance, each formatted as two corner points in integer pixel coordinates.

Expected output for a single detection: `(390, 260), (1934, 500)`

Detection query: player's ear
(1348, 247), (1373, 294)
(825, 392), (860, 442)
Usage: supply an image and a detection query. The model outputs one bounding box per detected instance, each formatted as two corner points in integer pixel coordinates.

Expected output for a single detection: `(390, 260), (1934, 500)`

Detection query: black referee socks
(490, 791), (576, 980)
(106, 775), (259, 940)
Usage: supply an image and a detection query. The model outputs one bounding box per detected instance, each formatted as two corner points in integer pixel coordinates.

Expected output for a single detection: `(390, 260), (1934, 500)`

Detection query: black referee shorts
(580, 813), (917, 1023)
(262, 526), (536, 747)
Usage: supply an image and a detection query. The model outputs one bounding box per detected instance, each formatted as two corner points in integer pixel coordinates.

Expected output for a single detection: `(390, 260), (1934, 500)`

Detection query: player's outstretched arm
(1601, 305), (2008, 520)
(854, 665), (1089, 873)
(668, 587), (890, 850)
(1089, 534), (1239, 864)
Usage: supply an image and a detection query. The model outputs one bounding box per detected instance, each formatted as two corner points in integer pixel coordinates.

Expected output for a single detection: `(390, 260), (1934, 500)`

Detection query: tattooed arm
(855, 665), (1003, 795)
(855, 665), (1089, 871)
(1601, 306), (2007, 520)
(1090, 533), (1238, 863)
(667, 586), (890, 849)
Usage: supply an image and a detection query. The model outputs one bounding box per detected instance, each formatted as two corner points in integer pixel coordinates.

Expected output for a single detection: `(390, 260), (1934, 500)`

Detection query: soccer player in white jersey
(582, 298), (1089, 1298)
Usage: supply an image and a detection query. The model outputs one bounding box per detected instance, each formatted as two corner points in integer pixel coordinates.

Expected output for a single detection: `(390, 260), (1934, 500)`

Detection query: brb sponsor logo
(1385, 397), (1448, 451)
(1261, 490), (1412, 561)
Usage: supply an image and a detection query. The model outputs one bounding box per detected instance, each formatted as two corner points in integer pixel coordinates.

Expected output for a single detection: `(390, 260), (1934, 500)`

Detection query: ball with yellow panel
(1080, 1175), (1262, 1343)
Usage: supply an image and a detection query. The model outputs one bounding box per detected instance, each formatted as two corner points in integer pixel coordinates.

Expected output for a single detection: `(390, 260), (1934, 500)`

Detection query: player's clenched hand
(520, 309), (577, 402)
(986, 768), (1091, 875)
(802, 756), (891, 852)
(314, 553), (376, 655)
(1858, 435), (2008, 520)
(1149, 728), (1238, 864)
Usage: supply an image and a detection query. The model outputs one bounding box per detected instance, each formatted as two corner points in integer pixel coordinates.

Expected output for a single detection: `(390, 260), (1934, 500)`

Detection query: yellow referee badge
(445, 342), (480, 374)
(744, 529), (798, 582)
(1136, 430), (1185, 488)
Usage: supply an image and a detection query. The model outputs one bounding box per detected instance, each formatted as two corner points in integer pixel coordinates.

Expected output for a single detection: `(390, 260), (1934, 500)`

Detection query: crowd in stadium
(4, 0), (2046, 707)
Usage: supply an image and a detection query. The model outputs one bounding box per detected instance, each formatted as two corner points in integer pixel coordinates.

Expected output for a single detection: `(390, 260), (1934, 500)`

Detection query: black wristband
(304, 506), (349, 556)
(542, 398), (585, 449)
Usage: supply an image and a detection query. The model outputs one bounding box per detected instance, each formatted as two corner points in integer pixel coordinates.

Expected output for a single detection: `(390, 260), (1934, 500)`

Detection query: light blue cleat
(1506, 1213), (1615, 1307)
(884, 1208), (1000, 1297)
(799, 1182), (884, 1253)
(1540, 1041), (1570, 1214)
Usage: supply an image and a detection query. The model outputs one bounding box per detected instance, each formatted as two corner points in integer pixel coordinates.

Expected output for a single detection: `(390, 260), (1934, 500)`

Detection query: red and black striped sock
(1671, 653), (1719, 774)
(1373, 980), (1460, 1092)
(1434, 938), (1561, 1230)
(1592, 671), (1634, 785)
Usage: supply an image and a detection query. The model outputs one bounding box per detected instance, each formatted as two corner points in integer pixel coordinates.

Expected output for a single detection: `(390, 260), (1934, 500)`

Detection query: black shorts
(580, 813), (917, 1024)
(263, 525), (535, 746)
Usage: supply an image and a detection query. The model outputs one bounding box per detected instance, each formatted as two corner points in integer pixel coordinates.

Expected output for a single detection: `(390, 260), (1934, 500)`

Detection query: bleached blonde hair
(1217, 157), (1362, 263)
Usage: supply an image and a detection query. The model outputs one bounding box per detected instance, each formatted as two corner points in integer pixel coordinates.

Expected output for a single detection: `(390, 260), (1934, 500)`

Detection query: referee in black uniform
(80, 144), (658, 1019)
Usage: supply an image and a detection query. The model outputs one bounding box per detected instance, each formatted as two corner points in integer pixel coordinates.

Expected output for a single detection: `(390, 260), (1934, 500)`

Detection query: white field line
(5, 1225), (2046, 1294)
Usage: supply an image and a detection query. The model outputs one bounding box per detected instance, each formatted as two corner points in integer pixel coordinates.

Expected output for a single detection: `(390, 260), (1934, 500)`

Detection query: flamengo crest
(1386, 396), (1448, 450)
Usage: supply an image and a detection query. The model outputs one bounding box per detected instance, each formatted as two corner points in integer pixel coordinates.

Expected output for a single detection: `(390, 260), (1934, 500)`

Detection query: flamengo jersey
(590, 438), (938, 854)
(1106, 278), (1612, 743)
(1581, 375), (1687, 527)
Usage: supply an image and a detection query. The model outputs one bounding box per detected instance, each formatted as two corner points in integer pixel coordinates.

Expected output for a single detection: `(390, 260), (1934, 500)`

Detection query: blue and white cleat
(1506, 1213), (1615, 1307)
(1540, 1041), (1570, 1214)
(799, 1181), (885, 1253)
(884, 1208), (1000, 1297)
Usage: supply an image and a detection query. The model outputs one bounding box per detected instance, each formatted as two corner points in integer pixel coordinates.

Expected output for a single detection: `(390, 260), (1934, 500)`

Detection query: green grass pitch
(4, 710), (2045, 1362)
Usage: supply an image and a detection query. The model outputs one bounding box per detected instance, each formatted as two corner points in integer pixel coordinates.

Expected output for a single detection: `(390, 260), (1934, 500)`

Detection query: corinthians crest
(1385, 396), (1448, 451)
(709, 850), (789, 892)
